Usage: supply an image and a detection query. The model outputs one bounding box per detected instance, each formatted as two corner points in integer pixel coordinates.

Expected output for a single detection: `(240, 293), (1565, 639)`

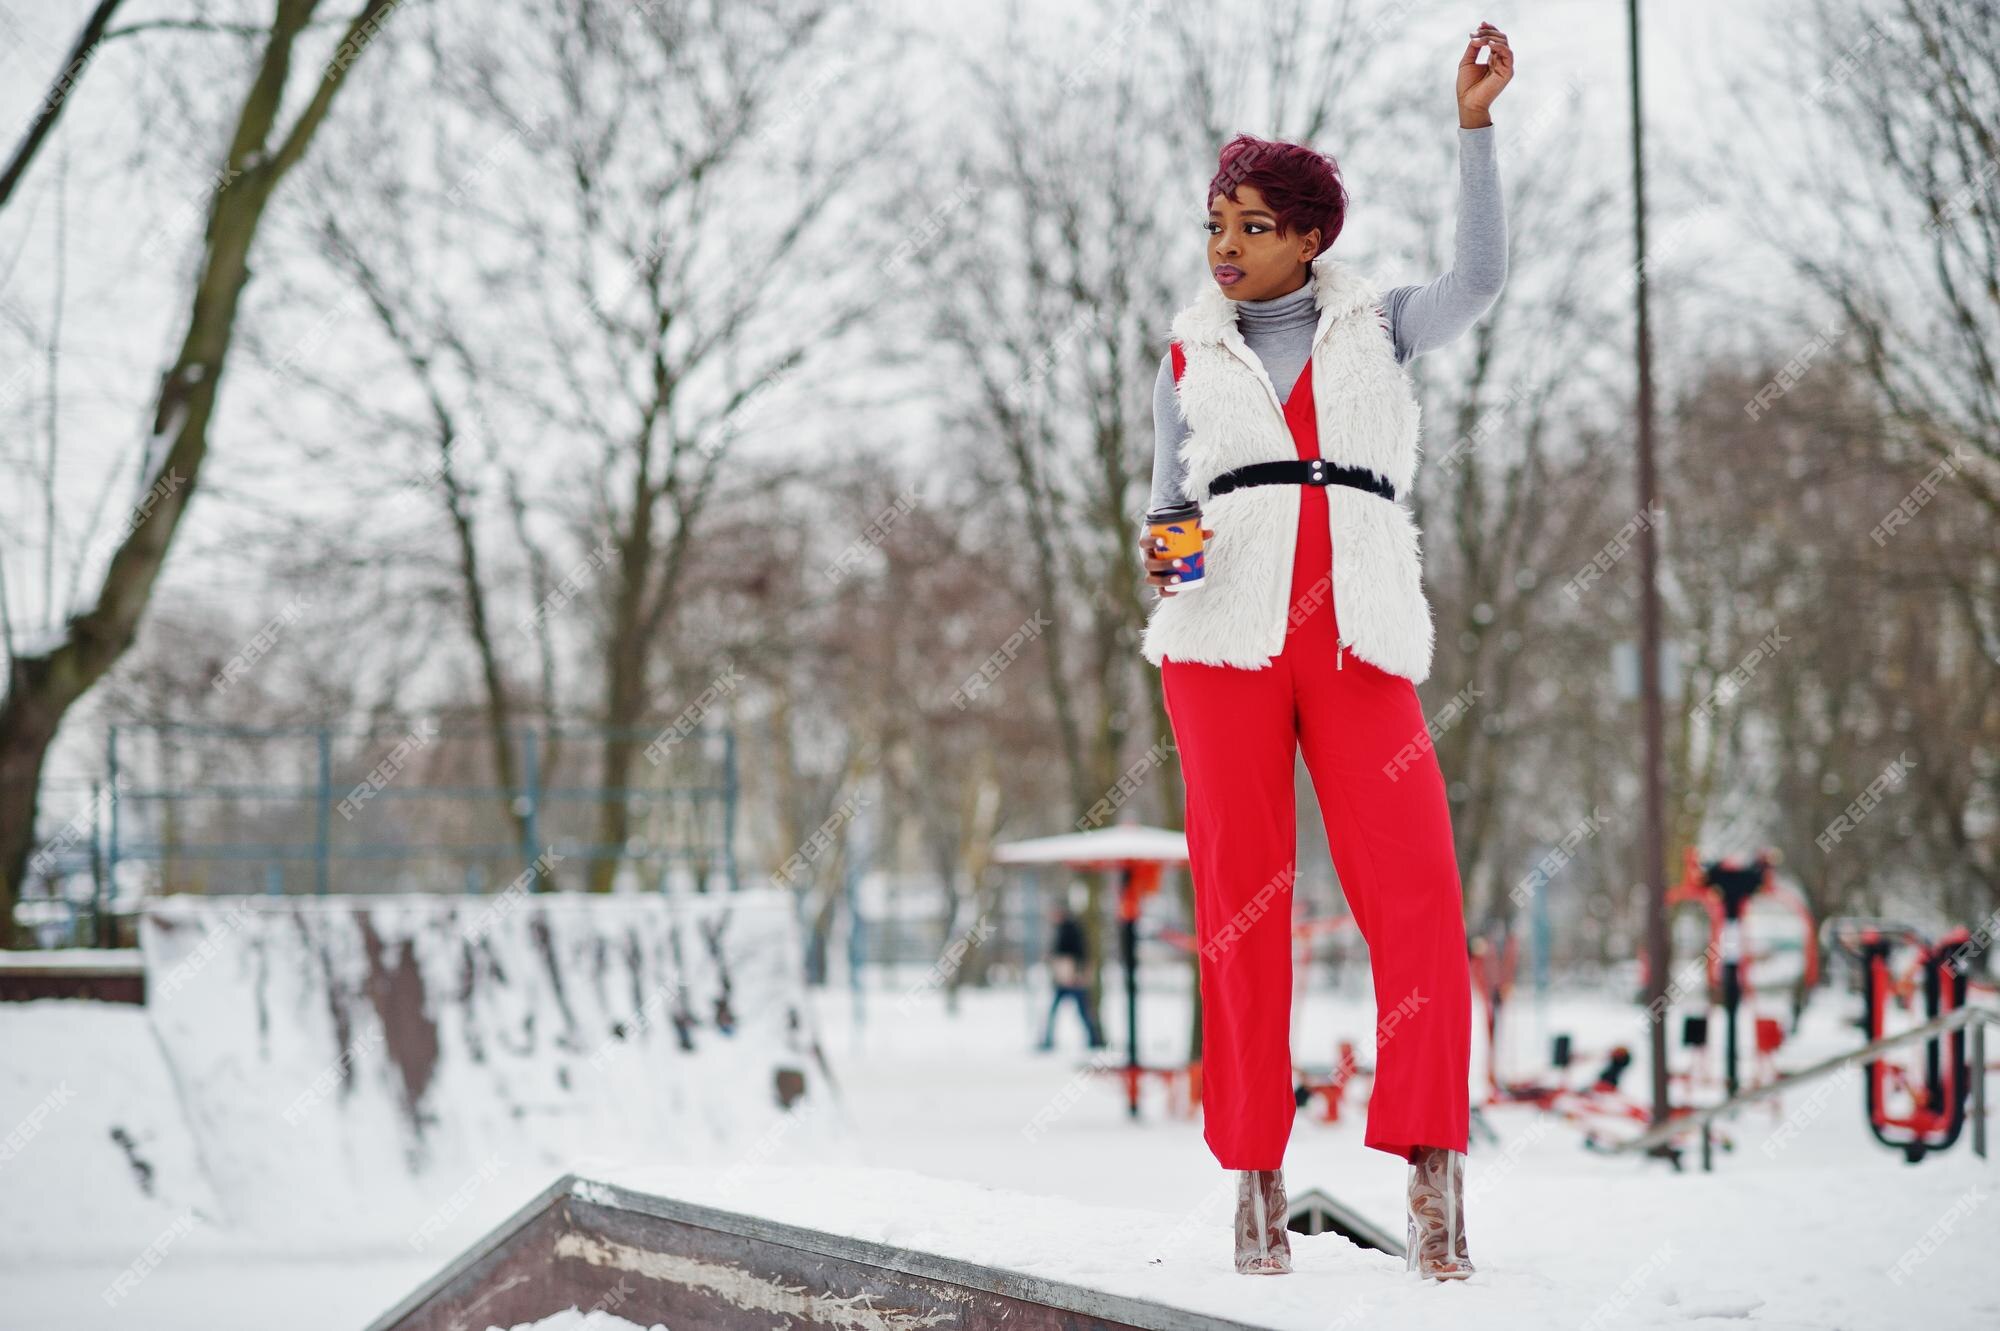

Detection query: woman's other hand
(1139, 526), (1215, 596)
(1458, 21), (1512, 128)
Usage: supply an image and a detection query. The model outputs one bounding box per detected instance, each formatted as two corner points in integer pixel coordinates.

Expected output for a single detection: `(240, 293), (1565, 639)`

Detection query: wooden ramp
(367, 1173), (1280, 1331)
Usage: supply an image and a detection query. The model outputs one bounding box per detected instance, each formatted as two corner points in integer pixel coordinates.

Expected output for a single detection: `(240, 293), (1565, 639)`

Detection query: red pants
(1160, 359), (1470, 1168)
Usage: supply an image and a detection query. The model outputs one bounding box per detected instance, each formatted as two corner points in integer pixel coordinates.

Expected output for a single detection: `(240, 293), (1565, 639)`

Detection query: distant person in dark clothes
(1037, 899), (1105, 1050)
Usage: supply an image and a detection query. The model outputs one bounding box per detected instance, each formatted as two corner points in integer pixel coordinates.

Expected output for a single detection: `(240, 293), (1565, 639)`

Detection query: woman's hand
(1139, 526), (1214, 596)
(1457, 21), (1512, 128)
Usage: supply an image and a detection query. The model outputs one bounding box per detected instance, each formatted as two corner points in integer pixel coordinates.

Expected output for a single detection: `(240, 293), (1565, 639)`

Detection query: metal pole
(520, 727), (541, 889)
(89, 778), (109, 947)
(723, 727), (741, 893)
(315, 726), (331, 895)
(1627, 0), (1673, 1140)
(1974, 1020), (1987, 1160)
(105, 727), (121, 910)
(1121, 866), (1140, 1119)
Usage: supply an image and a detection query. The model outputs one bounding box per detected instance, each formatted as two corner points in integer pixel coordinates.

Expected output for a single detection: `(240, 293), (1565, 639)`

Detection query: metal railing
(1607, 1005), (1994, 1167)
(20, 720), (740, 942)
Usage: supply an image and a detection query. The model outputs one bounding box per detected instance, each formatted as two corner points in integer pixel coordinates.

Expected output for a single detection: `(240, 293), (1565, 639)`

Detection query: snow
(991, 823), (1189, 865)
(494, 1313), (665, 1331)
(0, 947), (139, 972)
(2, 943), (1996, 1329)
(131, 889), (830, 1243)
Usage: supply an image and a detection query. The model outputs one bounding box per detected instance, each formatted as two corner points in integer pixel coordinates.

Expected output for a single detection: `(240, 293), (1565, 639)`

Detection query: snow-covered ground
(3, 971), (1997, 1329)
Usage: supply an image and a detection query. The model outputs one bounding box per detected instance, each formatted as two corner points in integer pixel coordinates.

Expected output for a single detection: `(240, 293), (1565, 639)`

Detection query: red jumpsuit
(1160, 351), (1471, 1170)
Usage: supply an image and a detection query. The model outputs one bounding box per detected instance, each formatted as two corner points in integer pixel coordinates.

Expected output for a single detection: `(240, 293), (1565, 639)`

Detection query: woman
(1136, 21), (1511, 1280)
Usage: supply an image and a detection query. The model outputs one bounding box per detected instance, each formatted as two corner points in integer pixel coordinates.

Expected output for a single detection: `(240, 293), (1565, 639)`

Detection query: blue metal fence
(25, 720), (739, 928)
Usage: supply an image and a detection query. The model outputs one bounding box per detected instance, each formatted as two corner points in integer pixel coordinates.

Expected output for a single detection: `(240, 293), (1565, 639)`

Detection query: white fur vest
(1139, 253), (1435, 683)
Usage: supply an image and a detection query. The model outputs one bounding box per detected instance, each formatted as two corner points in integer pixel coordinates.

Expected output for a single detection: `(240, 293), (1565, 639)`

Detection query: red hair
(1207, 133), (1349, 257)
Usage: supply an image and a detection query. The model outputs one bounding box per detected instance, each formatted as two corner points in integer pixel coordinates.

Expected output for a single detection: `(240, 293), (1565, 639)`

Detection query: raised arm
(1381, 123), (1508, 365)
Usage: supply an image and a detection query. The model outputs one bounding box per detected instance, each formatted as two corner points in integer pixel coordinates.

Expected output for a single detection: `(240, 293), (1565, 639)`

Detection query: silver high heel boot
(1405, 1146), (1474, 1280)
(1234, 1167), (1293, 1274)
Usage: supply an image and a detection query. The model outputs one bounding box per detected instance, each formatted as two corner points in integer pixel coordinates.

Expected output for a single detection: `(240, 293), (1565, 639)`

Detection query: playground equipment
(1823, 918), (1990, 1162)
(1465, 928), (1716, 1152)
(1597, 911), (1994, 1170)
(992, 824), (1200, 1119)
(1656, 848), (1819, 1098)
(1456, 850), (1821, 1157)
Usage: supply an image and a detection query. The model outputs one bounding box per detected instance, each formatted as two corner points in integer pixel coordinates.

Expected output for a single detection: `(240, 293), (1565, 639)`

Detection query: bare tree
(0, 0), (404, 946)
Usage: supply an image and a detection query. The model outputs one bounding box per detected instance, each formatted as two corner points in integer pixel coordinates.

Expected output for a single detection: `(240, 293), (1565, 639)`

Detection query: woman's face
(1206, 184), (1320, 302)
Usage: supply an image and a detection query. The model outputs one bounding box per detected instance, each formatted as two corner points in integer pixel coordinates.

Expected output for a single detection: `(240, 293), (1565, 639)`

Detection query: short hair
(1206, 133), (1349, 258)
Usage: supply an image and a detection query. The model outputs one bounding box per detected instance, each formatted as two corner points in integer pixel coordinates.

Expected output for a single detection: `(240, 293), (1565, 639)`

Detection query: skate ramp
(367, 1172), (1279, 1331)
(138, 889), (839, 1243)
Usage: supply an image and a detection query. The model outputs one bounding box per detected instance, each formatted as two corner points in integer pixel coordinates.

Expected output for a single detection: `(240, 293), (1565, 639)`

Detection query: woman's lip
(1214, 267), (1244, 284)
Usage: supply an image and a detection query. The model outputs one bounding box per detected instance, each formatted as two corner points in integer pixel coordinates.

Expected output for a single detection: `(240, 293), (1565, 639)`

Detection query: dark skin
(1141, 20), (1513, 594)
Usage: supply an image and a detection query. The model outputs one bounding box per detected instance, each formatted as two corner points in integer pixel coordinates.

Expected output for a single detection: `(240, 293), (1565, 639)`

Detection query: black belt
(1208, 458), (1396, 502)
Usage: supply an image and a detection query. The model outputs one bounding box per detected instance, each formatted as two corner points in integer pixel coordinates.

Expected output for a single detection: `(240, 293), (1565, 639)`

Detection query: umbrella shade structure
(991, 824), (1188, 869)
(994, 822), (1190, 1119)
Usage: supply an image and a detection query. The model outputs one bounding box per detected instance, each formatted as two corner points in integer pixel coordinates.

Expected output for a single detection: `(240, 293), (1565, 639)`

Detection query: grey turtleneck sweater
(1146, 124), (1506, 517)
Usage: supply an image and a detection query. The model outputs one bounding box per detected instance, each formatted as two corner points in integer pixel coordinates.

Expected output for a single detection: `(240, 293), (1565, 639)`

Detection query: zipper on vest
(1337, 638), (1346, 670)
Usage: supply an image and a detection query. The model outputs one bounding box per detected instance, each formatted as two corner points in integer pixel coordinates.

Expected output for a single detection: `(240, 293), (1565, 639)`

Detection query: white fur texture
(1139, 254), (1434, 682)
